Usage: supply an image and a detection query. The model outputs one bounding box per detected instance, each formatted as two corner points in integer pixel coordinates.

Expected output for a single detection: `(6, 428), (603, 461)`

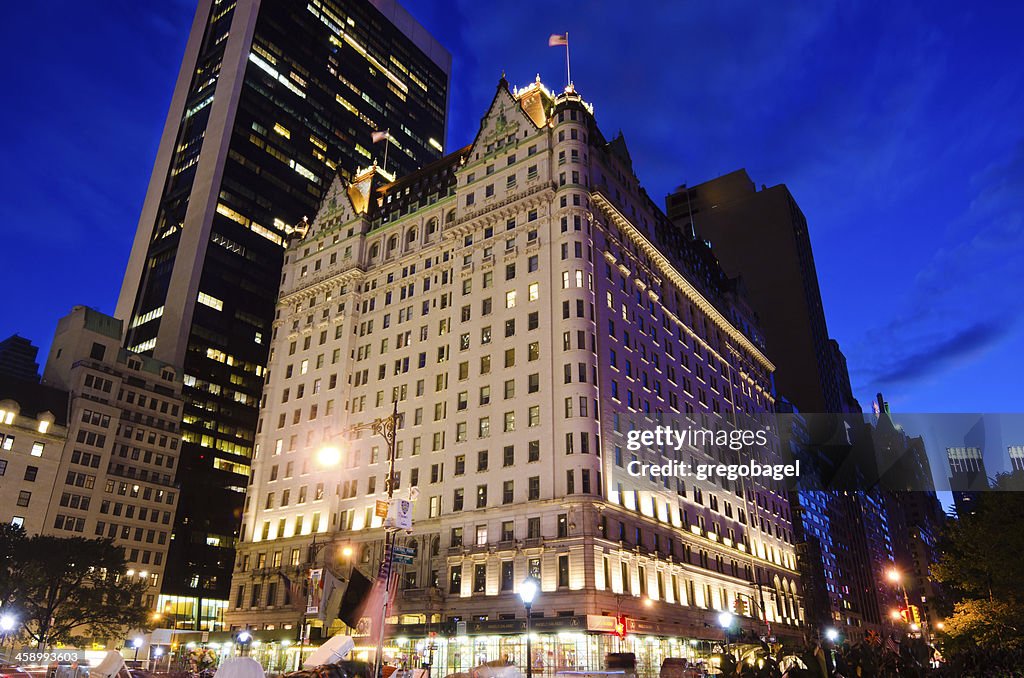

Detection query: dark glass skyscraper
(116, 0), (449, 627)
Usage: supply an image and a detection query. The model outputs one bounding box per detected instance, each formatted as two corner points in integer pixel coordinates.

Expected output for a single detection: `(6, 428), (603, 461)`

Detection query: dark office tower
(115, 0), (449, 628)
(666, 170), (858, 415)
(1011, 446), (1024, 472)
(0, 335), (41, 381)
(947, 440), (989, 519)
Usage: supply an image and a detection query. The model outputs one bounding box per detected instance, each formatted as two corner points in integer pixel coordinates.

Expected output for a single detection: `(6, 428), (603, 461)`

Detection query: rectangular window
(501, 561), (514, 591)
(473, 564), (486, 593)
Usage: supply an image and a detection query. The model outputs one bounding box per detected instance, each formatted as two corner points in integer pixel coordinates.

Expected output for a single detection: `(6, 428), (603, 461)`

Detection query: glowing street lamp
(718, 611), (734, 659)
(131, 637), (144, 662)
(824, 628), (839, 643)
(520, 578), (540, 678)
(0, 614), (16, 633)
(316, 445), (343, 468)
(237, 631), (253, 655)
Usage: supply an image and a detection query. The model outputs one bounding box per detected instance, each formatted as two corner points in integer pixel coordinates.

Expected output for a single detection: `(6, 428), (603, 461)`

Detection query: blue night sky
(1, 1), (1022, 415)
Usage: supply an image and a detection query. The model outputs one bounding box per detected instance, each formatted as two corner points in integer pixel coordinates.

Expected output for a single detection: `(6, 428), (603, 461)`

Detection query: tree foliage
(0, 528), (151, 648)
(932, 471), (1024, 651)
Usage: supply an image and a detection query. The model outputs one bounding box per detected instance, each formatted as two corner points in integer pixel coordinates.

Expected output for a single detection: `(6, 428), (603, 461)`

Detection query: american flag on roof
(548, 33), (568, 47)
(371, 130), (390, 144)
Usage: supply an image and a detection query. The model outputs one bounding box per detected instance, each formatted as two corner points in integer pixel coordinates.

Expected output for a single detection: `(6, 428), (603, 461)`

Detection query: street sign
(393, 545), (416, 556)
(375, 500), (389, 518)
(393, 554), (414, 565)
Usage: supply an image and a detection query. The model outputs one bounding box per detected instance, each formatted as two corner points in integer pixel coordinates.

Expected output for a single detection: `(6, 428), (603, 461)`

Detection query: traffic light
(909, 605), (921, 624)
(733, 597), (748, 616)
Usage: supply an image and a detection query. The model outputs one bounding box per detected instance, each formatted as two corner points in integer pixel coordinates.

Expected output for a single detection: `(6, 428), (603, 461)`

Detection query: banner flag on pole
(338, 568), (374, 629)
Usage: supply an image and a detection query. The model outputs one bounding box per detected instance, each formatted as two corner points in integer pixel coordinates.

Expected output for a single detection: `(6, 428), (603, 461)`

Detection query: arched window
(387, 235), (398, 256)
(406, 228), (417, 245)
(445, 209), (456, 224)
(369, 243), (380, 260)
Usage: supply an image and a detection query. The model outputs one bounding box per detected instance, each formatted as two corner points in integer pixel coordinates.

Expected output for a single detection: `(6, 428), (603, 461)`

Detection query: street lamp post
(237, 631), (253, 657)
(132, 637), (144, 663)
(886, 568), (927, 642)
(519, 578), (539, 678)
(1, 614), (17, 664)
(316, 403), (402, 678)
(371, 402), (401, 678)
(718, 612), (734, 661)
(824, 628), (839, 671)
(153, 647), (164, 672)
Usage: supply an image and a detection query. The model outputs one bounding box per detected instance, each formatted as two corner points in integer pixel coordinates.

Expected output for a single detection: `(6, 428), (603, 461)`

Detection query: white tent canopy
(89, 651), (127, 678)
(303, 635), (355, 668)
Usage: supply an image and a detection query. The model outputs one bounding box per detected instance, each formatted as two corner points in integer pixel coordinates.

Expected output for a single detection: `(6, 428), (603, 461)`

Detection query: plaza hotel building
(225, 77), (803, 674)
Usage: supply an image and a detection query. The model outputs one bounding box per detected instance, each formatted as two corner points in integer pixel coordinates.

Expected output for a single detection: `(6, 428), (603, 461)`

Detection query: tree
(0, 522), (28, 606)
(932, 471), (1024, 651)
(4, 530), (151, 648)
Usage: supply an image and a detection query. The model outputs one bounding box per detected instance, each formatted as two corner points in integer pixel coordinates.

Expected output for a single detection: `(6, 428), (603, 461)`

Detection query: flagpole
(565, 32), (571, 89)
(382, 130), (391, 175)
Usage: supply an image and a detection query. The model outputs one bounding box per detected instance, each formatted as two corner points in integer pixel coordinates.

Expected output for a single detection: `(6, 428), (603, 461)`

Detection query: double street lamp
(318, 402), (402, 678)
(886, 568), (927, 641)
(519, 578), (540, 678)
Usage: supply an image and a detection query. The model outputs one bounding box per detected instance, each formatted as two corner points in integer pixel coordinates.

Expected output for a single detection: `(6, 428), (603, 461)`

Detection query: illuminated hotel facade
(225, 78), (802, 675)
(115, 0), (450, 626)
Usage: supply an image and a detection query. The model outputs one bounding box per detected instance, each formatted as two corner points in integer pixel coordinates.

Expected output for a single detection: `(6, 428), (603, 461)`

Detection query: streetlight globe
(936, 622), (945, 631)
(342, 545), (354, 558)
(886, 568), (901, 583)
(132, 638), (144, 649)
(237, 631), (253, 644)
(519, 577), (539, 605)
(1, 614), (17, 632)
(718, 611), (734, 629)
(317, 445), (343, 468)
(910, 623), (920, 632)
(153, 648), (164, 657)
(824, 628), (839, 642)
